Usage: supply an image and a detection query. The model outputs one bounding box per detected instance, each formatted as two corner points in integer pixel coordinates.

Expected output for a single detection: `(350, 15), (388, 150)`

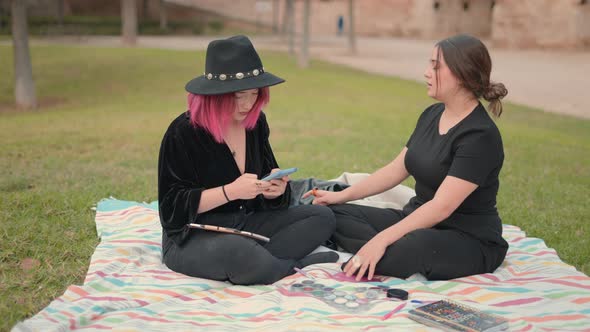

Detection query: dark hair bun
(483, 82), (508, 101)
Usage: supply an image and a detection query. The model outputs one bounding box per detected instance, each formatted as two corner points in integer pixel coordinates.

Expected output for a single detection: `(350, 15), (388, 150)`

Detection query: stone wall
(492, 0), (590, 49)
(165, 0), (494, 39)
(5, 0), (588, 49)
(65, 0), (204, 21)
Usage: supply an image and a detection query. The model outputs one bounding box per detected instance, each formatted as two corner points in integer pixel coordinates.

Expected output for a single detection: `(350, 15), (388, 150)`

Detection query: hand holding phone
(261, 167), (298, 181)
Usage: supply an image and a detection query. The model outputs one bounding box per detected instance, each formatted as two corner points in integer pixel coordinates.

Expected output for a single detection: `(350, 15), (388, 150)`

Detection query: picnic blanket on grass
(13, 173), (590, 331)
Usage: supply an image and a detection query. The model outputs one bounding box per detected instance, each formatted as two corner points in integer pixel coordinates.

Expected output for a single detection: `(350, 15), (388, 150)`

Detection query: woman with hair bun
(305, 34), (509, 281)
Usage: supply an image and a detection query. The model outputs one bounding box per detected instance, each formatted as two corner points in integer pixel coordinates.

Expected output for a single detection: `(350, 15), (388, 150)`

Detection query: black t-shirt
(157, 111), (290, 245)
(404, 103), (505, 244)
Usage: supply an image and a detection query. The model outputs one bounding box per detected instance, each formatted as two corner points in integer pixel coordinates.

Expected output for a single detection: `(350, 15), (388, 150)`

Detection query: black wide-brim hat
(185, 35), (285, 95)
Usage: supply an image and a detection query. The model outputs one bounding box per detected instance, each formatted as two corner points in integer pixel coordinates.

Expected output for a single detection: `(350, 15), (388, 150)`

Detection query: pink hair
(187, 87), (270, 143)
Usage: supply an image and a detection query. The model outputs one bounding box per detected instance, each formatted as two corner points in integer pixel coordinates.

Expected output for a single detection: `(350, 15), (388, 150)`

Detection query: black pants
(162, 205), (336, 285)
(329, 204), (508, 280)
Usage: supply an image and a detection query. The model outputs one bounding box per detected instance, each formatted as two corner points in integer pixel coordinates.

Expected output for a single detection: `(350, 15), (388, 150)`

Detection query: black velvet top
(157, 111), (291, 245)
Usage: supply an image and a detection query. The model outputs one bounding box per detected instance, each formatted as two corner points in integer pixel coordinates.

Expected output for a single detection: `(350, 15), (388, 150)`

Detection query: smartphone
(261, 167), (298, 181)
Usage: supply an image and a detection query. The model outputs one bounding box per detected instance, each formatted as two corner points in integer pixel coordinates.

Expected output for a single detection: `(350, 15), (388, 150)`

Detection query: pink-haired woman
(158, 36), (337, 285)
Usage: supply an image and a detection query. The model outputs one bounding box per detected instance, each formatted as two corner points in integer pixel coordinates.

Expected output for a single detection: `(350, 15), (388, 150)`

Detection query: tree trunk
(142, 0), (149, 19)
(159, 0), (167, 30)
(121, 0), (138, 45)
(298, 0), (310, 68)
(11, 0), (37, 109)
(56, 0), (64, 26)
(348, 0), (356, 54)
(281, 0), (289, 34)
(286, 0), (295, 56)
(272, 0), (279, 33)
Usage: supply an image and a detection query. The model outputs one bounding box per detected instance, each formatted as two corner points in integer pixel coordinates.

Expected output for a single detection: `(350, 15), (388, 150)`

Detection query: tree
(298, 0), (310, 68)
(348, 0), (356, 54)
(121, 0), (138, 45)
(0, 3), (5, 31)
(56, 0), (64, 27)
(11, 0), (37, 109)
(285, 0), (295, 56)
(159, 0), (168, 30)
(141, 0), (149, 19)
(272, 0), (279, 33)
(281, 0), (290, 34)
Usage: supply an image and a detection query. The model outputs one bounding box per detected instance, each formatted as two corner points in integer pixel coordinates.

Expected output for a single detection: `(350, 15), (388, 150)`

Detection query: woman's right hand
(226, 173), (271, 200)
(302, 189), (347, 206)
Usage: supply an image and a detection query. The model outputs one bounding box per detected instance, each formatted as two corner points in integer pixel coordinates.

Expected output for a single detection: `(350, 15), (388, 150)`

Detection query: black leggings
(329, 204), (507, 280)
(162, 205), (336, 285)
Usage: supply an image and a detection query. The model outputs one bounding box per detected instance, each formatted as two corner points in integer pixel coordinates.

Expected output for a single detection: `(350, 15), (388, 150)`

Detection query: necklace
(225, 140), (237, 158)
(224, 126), (243, 159)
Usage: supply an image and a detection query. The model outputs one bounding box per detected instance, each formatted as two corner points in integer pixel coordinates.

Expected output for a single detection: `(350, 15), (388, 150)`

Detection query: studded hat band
(205, 67), (265, 81)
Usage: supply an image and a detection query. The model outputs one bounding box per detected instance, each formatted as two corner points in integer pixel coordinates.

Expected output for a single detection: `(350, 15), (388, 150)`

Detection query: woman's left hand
(262, 168), (288, 199)
(344, 235), (389, 281)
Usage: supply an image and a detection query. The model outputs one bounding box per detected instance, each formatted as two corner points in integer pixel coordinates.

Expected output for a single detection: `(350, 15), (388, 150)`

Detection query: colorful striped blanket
(13, 174), (590, 331)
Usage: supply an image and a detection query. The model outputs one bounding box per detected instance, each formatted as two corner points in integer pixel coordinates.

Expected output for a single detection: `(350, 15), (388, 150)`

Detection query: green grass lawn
(1, 44), (589, 330)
